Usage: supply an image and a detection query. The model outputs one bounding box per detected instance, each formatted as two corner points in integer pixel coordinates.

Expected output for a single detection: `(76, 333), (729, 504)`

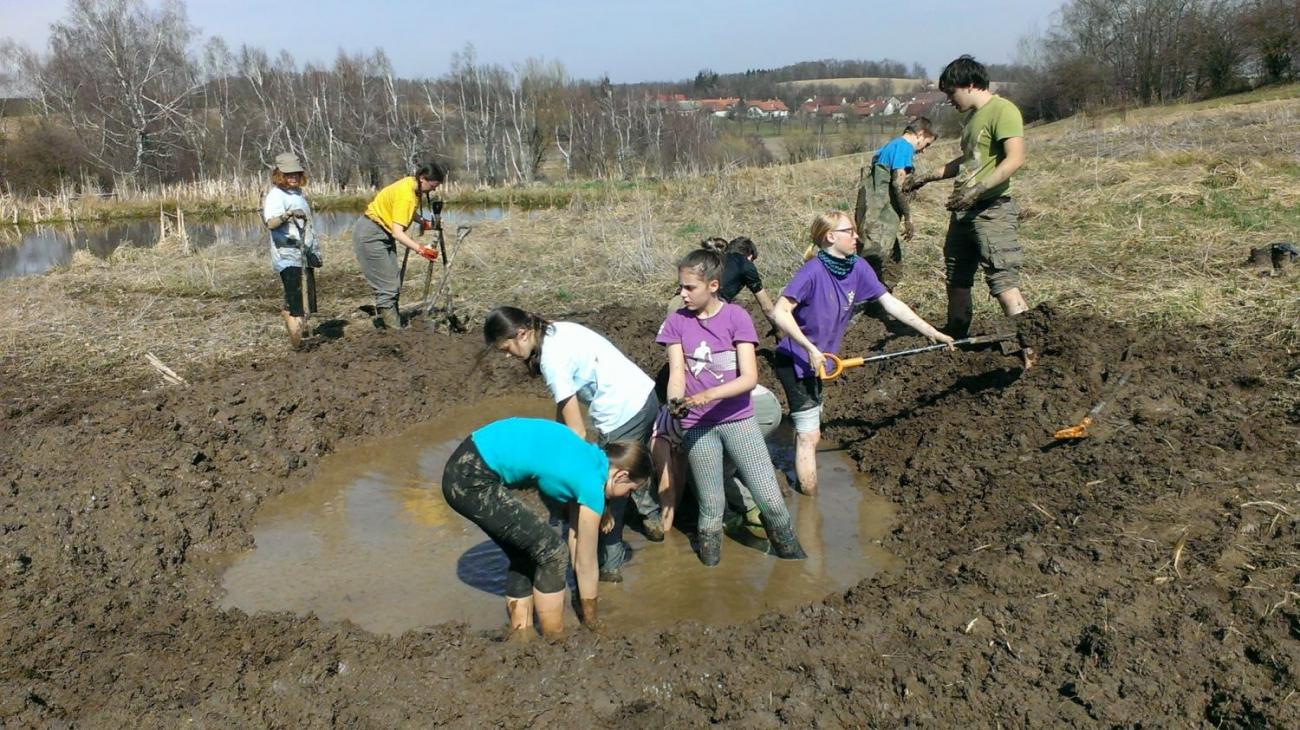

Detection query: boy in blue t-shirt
(856, 117), (937, 277)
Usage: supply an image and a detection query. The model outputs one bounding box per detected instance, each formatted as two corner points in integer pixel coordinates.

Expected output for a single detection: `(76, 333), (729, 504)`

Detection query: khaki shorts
(944, 197), (1023, 296)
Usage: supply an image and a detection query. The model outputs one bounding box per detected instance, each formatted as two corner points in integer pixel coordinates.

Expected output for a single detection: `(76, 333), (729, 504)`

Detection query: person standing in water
(352, 160), (446, 329)
(442, 418), (650, 638)
(483, 307), (666, 583)
(658, 248), (806, 566)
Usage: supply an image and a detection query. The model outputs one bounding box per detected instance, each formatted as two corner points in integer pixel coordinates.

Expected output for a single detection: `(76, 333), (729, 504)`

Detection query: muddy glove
(902, 217), (916, 242)
(417, 245), (439, 262)
(946, 182), (988, 212)
(287, 208), (308, 220)
(306, 250), (323, 268)
(902, 171), (942, 193)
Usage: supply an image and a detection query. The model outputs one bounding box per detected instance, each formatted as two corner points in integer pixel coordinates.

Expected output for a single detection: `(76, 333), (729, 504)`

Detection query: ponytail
(481, 306), (552, 376)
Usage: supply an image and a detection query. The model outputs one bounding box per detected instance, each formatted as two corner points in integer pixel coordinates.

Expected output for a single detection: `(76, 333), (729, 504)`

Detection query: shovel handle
(820, 353), (866, 380)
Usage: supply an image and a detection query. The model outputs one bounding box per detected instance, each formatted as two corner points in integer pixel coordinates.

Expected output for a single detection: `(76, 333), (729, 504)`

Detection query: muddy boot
(281, 310), (302, 348)
(696, 528), (722, 567)
(1248, 246), (1273, 276)
(762, 515), (807, 560)
(504, 626), (534, 644)
(378, 306), (401, 330)
(641, 515), (665, 542)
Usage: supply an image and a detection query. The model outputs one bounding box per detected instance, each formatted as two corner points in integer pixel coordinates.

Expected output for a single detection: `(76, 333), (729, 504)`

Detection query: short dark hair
(939, 55), (989, 93)
(904, 117), (936, 137)
(415, 159), (448, 183)
(726, 236), (758, 260)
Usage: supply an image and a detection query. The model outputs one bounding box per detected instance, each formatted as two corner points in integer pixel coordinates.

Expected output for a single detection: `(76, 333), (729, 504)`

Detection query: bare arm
(771, 296), (825, 374)
(572, 505), (602, 601)
(753, 288), (778, 325)
(556, 396), (586, 440)
(975, 136), (1025, 191)
(665, 344), (686, 402)
(875, 293), (952, 344)
(390, 223), (426, 254)
(889, 169), (913, 219)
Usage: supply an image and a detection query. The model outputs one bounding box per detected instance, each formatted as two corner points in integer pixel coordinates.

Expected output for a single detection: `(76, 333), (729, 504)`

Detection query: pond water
(0, 207), (505, 280)
(216, 396), (896, 637)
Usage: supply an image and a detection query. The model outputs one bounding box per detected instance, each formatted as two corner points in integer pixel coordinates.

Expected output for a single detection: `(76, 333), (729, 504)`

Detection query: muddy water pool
(217, 396), (896, 635)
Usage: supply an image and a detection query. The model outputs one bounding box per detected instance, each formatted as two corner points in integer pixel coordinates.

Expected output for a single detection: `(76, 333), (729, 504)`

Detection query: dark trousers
(278, 267), (318, 317)
(441, 437), (568, 599)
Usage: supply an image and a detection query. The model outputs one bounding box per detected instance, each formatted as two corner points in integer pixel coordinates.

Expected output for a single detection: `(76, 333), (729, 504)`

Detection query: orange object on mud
(1054, 372), (1132, 440)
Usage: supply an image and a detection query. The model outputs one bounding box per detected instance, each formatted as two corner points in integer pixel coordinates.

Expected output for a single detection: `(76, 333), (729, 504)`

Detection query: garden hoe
(819, 332), (1021, 380)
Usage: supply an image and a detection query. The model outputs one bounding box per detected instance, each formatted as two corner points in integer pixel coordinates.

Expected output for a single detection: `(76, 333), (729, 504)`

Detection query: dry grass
(2, 90), (1298, 398)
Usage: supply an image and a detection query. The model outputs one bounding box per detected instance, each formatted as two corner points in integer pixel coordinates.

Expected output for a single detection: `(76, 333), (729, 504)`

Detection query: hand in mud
(668, 397), (689, 419)
(902, 217), (916, 242)
(946, 183), (988, 212)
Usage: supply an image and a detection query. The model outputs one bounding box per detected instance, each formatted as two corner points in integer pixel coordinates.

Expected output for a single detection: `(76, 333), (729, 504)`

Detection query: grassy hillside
(1, 86), (1297, 397)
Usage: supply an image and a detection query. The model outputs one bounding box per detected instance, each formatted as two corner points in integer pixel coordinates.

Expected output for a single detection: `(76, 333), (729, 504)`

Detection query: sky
(1, 0), (1059, 84)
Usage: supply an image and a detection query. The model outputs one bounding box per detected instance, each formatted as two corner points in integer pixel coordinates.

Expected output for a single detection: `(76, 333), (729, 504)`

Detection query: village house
(743, 99), (789, 119)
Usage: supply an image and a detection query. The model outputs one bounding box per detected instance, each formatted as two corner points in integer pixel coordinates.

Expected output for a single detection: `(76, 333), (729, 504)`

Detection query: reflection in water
(0, 207), (506, 280)
(218, 397), (896, 635)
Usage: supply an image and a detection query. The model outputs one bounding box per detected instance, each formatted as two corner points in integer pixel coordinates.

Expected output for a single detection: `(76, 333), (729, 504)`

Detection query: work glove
(417, 245), (439, 262)
(306, 250), (323, 269)
(902, 171), (941, 193)
(287, 209), (308, 220)
(946, 182), (988, 212)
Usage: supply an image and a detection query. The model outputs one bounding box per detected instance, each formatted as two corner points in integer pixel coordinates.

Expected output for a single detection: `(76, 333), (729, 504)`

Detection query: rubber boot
(762, 515), (807, 560)
(697, 528), (722, 567)
(378, 306), (400, 330)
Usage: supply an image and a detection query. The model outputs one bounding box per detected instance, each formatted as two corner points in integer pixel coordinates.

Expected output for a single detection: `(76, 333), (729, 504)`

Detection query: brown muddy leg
(534, 590), (565, 638)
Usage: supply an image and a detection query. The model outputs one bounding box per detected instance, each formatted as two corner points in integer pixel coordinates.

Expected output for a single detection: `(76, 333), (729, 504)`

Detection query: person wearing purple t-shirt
(657, 248), (806, 566)
(771, 210), (953, 496)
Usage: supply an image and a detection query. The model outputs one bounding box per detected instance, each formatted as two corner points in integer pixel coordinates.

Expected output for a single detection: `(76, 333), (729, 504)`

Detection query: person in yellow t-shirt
(352, 160), (447, 329)
(905, 55), (1035, 368)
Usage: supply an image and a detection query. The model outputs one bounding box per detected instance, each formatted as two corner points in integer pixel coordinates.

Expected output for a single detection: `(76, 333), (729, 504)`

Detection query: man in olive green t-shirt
(906, 55), (1034, 367)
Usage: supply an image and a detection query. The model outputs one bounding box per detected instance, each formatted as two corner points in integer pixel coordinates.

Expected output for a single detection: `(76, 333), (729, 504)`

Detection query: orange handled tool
(819, 333), (1018, 380)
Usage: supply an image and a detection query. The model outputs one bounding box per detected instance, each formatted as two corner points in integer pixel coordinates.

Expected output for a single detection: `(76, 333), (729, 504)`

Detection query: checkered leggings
(683, 416), (792, 532)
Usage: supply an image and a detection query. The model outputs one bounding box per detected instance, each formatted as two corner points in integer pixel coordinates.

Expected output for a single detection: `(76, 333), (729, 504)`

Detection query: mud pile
(1, 305), (1296, 726)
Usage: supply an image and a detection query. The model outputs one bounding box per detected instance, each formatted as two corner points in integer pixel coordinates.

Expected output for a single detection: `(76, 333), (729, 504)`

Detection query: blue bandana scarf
(817, 249), (856, 279)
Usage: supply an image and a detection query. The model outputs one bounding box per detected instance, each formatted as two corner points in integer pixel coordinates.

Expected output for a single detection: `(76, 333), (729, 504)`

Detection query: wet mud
(1, 304), (1298, 726)
(217, 397), (893, 635)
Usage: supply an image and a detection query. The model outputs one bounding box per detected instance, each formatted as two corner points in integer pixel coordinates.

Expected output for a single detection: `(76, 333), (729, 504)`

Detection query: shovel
(1053, 371), (1131, 440)
(820, 333), (1020, 380)
(424, 225), (472, 332)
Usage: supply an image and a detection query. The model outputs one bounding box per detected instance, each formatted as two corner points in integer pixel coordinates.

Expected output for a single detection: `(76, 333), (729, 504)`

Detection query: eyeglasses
(832, 227), (858, 235)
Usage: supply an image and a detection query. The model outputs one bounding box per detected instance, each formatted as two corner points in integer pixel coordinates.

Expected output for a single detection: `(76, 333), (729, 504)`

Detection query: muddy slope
(1, 305), (1297, 727)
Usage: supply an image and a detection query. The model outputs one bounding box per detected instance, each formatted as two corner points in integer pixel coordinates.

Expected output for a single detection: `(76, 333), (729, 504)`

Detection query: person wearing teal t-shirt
(858, 117), (937, 278)
(441, 418), (651, 639)
(905, 55), (1036, 368)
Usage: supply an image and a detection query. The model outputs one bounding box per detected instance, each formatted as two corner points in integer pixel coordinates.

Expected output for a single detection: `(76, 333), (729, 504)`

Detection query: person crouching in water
(263, 152), (322, 348)
(352, 160), (446, 329)
(442, 418), (651, 638)
(657, 249), (806, 566)
(483, 306), (665, 584)
(771, 211), (952, 496)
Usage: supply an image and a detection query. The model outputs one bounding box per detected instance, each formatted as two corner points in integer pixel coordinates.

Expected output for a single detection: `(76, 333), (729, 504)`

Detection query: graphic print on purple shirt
(655, 303), (759, 429)
(776, 256), (887, 378)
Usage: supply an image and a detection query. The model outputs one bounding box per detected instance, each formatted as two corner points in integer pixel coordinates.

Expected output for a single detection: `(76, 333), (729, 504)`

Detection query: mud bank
(1, 304), (1297, 726)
